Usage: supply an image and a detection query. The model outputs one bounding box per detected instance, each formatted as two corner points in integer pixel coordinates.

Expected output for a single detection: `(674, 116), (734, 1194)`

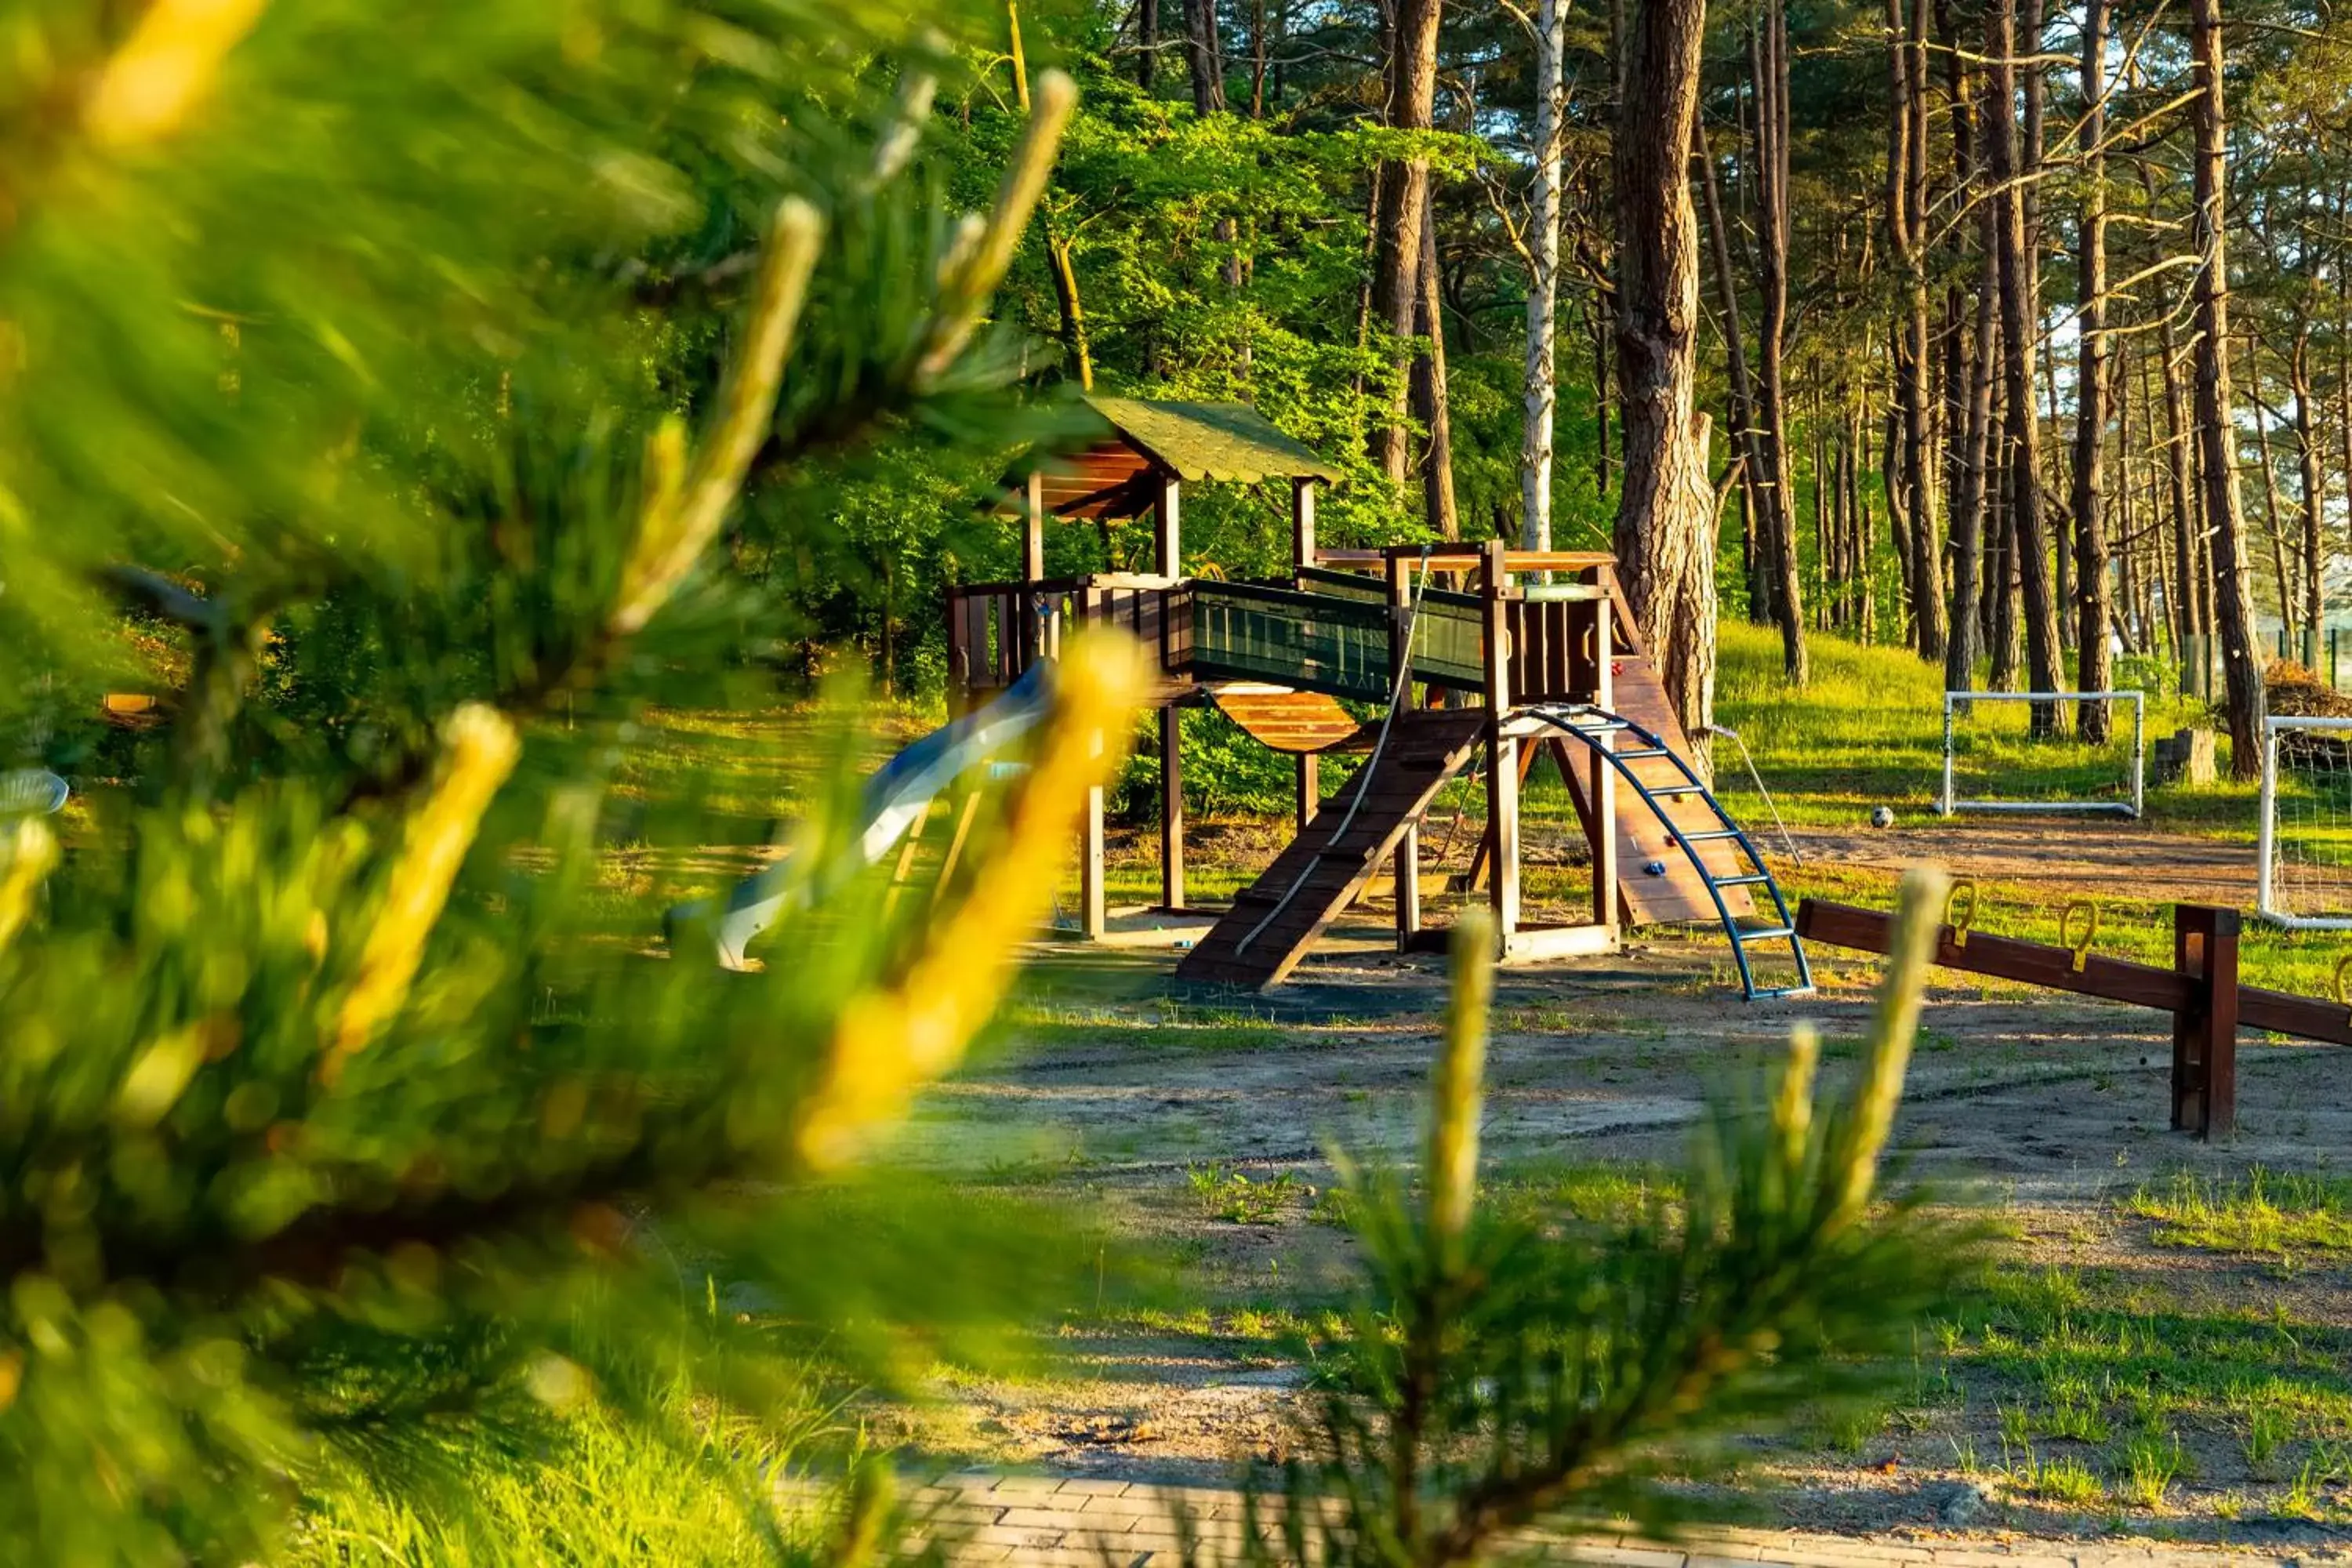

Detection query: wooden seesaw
(1796, 884), (2352, 1140)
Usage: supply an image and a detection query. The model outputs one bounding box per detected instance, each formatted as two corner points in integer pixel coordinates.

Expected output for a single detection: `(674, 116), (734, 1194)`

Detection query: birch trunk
(1520, 0), (1567, 550)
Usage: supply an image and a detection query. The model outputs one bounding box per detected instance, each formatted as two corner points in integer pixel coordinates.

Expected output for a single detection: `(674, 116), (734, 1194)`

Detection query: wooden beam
(1153, 473), (1181, 576)
(1793, 898), (2296, 1142)
(1023, 470), (1047, 582)
(1501, 924), (1619, 963)
(1796, 898), (2198, 1011)
(1291, 477), (1317, 573)
(1482, 539), (1519, 939)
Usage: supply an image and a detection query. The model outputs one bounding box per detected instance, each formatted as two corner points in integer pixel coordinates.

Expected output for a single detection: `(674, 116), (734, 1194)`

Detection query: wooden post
(1022, 470), (1047, 670)
(1160, 702), (1185, 910)
(945, 584), (969, 720)
(1154, 471), (1181, 576)
(1080, 776), (1106, 940)
(1291, 477), (1317, 572)
(1482, 539), (1519, 943)
(1023, 470), (1047, 580)
(1394, 821), (1421, 949)
(1591, 601), (1617, 931)
(2171, 904), (2239, 1138)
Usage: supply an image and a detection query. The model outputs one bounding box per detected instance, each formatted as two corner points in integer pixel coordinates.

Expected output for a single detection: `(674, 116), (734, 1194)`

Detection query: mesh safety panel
(1190, 582), (1393, 701)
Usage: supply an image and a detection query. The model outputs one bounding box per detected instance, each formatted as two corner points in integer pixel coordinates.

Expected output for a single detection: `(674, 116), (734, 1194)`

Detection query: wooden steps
(1175, 710), (1486, 990)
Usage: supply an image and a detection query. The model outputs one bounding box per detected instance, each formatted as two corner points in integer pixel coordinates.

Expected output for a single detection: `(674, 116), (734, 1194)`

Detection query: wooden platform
(1204, 684), (1374, 754)
(1175, 710), (1486, 990)
(1558, 654), (1755, 925)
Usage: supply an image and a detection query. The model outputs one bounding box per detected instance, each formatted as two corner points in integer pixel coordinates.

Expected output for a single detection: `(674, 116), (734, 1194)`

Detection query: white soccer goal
(1938, 691), (2145, 818)
(2258, 716), (2352, 929)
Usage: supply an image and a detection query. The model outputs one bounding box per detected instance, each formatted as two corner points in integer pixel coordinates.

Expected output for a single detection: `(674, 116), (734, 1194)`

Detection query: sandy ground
(867, 924), (2352, 1548)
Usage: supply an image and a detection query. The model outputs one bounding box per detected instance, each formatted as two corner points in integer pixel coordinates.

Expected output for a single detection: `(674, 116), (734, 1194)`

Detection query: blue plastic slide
(668, 661), (1060, 968)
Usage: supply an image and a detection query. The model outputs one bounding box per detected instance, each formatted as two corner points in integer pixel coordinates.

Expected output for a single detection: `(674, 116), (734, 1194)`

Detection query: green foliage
(1188, 1163), (1306, 1225)
(0, 3), (1144, 1561)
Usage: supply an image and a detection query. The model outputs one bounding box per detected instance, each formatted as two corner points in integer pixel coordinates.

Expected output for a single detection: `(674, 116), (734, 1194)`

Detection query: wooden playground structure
(946, 395), (1809, 995)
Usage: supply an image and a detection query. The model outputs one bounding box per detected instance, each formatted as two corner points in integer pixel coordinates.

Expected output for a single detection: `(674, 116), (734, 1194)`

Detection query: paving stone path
(913, 1475), (2333, 1568)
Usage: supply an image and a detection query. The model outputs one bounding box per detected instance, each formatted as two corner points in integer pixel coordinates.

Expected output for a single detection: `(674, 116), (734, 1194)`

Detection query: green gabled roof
(1081, 394), (1341, 485)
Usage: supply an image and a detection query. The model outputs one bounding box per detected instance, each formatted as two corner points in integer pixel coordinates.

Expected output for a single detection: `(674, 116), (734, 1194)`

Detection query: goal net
(1938, 691), (2145, 818)
(2259, 716), (2352, 928)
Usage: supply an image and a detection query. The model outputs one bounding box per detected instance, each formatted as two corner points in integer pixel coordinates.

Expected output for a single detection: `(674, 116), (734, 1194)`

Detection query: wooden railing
(946, 574), (1189, 694)
(946, 557), (1638, 709)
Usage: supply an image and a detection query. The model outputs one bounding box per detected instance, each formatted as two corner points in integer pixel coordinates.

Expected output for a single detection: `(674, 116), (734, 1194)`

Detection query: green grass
(2124, 1167), (2352, 1264)
(290, 1397), (834, 1566)
(1909, 1173), (2352, 1515)
(1715, 621), (2224, 829)
(1185, 1163), (1308, 1224)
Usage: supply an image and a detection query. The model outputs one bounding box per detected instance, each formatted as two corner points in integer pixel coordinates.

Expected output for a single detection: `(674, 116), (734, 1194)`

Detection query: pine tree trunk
(1138, 0), (1158, 89)
(1946, 207), (1998, 696)
(1593, 304), (1614, 499)
(2146, 180), (2203, 647)
(1697, 120), (1769, 589)
(1883, 392), (1914, 630)
(1415, 189), (1459, 539)
(1520, 0), (1567, 550)
(1892, 0), (1944, 659)
(2190, 0), (2266, 775)
(1613, 0), (1721, 735)
(1986, 0), (2062, 732)
(1752, 5), (1809, 681)
(1250, 0), (1268, 117)
(2071, 0), (2112, 739)
(2251, 363), (2294, 646)
(1185, 0), (1226, 114)
(2292, 326), (2325, 653)
(1371, 0), (1441, 487)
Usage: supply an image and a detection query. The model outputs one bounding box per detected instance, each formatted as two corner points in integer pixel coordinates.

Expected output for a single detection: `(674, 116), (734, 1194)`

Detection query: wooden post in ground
(2171, 904), (2239, 1138)
(1388, 549), (1419, 945)
(1482, 539), (1520, 944)
(1160, 700), (1184, 911)
(1073, 575), (1105, 940)
(1149, 471), (1185, 913)
(944, 583), (970, 720)
(1290, 480), (1321, 832)
(1591, 597), (1617, 932)
(1022, 470), (1047, 670)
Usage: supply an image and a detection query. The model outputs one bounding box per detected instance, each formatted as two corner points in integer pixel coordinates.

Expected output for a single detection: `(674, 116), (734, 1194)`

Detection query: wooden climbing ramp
(1177, 709), (1485, 990)
(1560, 652), (1754, 925)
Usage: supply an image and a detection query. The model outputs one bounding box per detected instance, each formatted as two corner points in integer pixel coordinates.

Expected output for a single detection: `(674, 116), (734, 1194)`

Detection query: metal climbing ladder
(1525, 703), (1813, 1001)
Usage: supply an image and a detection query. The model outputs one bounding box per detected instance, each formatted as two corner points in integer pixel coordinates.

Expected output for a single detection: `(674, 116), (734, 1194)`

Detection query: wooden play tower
(946, 394), (1809, 997)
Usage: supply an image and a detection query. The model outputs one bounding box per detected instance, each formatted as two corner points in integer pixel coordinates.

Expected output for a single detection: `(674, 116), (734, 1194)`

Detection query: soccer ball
(1869, 806), (1896, 829)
